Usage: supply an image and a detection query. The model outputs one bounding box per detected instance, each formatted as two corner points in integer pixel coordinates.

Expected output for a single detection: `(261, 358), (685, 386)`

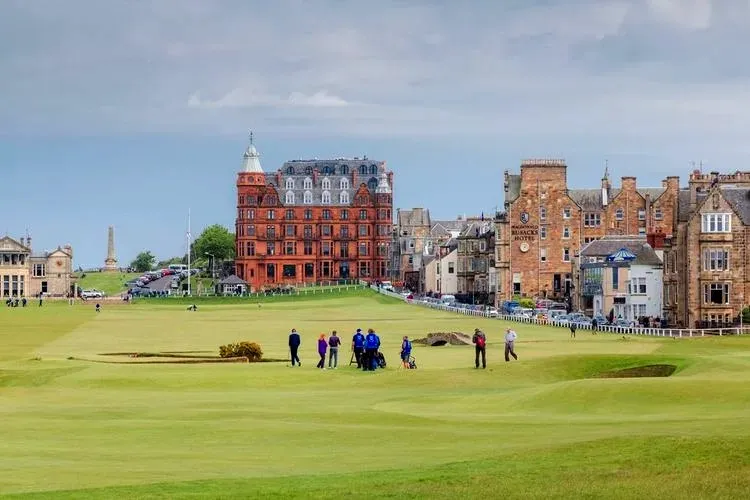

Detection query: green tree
(130, 251), (156, 273)
(743, 306), (750, 324)
(157, 256), (186, 268)
(192, 224), (235, 262)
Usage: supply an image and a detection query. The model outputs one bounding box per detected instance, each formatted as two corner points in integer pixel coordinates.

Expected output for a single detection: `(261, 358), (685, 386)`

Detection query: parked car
(486, 307), (499, 318)
(80, 289), (104, 299)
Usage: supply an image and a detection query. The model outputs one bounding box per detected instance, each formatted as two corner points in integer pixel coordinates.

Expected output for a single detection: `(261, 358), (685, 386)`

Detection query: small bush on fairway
(219, 341), (263, 362)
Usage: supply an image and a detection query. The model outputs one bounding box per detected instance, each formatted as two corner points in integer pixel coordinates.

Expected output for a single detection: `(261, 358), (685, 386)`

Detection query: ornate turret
(241, 131), (263, 173)
(375, 170), (391, 194)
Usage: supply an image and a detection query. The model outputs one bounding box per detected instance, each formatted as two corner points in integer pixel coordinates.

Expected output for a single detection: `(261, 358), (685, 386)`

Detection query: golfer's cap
(475, 328), (480, 332)
(356, 328), (362, 332)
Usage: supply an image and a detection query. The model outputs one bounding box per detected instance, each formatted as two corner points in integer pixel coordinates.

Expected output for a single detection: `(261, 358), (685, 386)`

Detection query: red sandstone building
(234, 138), (394, 291)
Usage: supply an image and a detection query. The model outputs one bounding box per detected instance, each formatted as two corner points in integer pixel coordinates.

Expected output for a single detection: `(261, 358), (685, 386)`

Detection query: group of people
(471, 327), (518, 368)
(287, 328), (415, 371)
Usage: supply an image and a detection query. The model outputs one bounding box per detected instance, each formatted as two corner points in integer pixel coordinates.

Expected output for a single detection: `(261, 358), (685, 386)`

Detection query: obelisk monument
(103, 226), (118, 272)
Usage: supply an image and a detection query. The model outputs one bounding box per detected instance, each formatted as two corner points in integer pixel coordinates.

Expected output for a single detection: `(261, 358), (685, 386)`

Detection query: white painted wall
(627, 264), (663, 320)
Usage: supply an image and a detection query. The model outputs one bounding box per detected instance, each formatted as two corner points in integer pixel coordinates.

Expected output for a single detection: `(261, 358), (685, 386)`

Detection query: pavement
(144, 275), (178, 292)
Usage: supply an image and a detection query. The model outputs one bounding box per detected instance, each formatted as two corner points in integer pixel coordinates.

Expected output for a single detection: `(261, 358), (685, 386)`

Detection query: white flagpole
(187, 208), (192, 296)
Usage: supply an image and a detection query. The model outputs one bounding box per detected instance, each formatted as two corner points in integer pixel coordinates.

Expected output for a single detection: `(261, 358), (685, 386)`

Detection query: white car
(486, 307), (499, 318)
(81, 289), (104, 299)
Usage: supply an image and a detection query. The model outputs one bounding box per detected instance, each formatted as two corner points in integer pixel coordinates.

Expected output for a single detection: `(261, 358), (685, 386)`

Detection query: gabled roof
(569, 189), (603, 211)
(505, 174), (521, 203)
(398, 208), (431, 227)
(0, 236), (30, 253)
(638, 187), (666, 201)
(218, 275), (248, 285)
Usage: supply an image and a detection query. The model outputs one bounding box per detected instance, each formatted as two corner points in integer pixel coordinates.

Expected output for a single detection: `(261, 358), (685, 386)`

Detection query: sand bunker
(413, 332), (473, 346)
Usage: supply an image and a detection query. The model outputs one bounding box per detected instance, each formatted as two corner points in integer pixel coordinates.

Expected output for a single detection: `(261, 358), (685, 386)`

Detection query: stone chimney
(601, 177), (609, 206)
(621, 176), (637, 192)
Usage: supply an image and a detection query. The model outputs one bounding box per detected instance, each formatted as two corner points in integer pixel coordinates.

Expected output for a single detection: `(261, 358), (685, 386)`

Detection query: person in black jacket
(289, 328), (301, 367)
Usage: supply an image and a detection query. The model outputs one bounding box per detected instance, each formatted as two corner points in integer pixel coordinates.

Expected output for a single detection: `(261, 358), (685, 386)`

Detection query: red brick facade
(234, 147), (393, 291)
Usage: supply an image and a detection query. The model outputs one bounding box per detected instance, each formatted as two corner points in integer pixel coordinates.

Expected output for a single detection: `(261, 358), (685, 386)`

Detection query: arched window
(323, 165), (332, 174)
(286, 166), (294, 174)
(303, 177), (313, 190)
(285, 178), (295, 190)
(359, 164), (367, 174)
(322, 190), (331, 204)
(340, 165), (349, 175)
(368, 177), (378, 190)
(340, 191), (350, 204)
(370, 164), (377, 175)
(339, 177), (350, 190)
(321, 177), (331, 190)
(303, 191), (312, 204)
(285, 191), (295, 204)
(305, 166), (312, 175)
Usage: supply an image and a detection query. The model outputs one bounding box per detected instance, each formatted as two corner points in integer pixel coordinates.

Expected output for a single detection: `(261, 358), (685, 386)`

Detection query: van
(169, 264), (188, 273)
(440, 294), (456, 305)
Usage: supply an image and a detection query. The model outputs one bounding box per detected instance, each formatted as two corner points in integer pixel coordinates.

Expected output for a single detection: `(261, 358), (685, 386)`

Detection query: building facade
(234, 138), (393, 291)
(393, 208), (432, 291)
(0, 236), (74, 298)
(495, 159), (679, 308)
(670, 171), (750, 328)
(578, 237), (663, 322)
(423, 238), (459, 295)
(457, 220), (496, 304)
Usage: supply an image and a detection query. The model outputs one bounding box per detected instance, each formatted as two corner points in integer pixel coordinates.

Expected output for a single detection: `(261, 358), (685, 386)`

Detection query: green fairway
(74, 271), (140, 295)
(1, 291), (750, 499)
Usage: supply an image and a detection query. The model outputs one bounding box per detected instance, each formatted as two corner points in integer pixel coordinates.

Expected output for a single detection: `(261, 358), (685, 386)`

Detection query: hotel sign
(512, 211), (538, 241)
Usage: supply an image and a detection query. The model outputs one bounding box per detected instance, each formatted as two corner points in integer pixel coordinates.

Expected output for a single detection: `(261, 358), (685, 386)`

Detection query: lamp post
(205, 252), (215, 279)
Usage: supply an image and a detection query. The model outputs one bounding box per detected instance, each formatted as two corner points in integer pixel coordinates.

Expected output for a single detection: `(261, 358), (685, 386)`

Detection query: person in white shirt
(504, 328), (518, 362)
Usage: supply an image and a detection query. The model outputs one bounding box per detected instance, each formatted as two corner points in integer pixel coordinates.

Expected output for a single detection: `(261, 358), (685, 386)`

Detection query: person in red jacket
(472, 328), (487, 369)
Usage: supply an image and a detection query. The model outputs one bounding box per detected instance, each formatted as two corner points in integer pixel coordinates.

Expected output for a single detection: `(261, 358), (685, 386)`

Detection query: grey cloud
(2, 0), (750, 145)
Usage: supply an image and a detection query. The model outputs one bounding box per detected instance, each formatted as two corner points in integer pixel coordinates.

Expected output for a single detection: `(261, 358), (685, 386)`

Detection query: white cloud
(187, 89), (349, 109)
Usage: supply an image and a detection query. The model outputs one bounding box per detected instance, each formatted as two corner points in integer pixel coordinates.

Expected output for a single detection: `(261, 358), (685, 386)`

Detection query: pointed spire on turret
(375, 170), (391, 194)
(601, 159), (610, 207)
(241, 130), (263, 173)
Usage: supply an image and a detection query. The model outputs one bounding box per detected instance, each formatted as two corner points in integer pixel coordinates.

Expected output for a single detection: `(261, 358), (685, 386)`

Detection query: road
(144, 275), (178, 292)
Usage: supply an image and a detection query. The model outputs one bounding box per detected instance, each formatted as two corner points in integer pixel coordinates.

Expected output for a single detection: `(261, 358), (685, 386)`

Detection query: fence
(367, 285), (750, 338)
(133, 283), (368, 300)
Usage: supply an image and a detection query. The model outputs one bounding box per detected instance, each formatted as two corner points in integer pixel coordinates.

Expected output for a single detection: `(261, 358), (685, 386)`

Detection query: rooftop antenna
(249, 130), (254, 145)
(699, 160), (703, 173)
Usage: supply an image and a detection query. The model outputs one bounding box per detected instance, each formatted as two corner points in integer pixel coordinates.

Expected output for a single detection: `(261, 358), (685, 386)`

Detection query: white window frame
(562, 226), (570, 239)
(540, 207), (547, 221)
(563, 207), (571, 219)
(321, 190), (331, 204)
(703, 248), (729, 271)
(285, 178), (295, 190)
(540, 226), (547, 240)
(285, 191), (295, 204)
(562, 247), (570, 262)
(303, 191), (313, 204)
(321, 177), (331, 190)
(540, 248), (547, 262)
(654, 207), (663, 220)
(701, 213), (732, 233)
(615, 208), (624, 221)
(339, 191), (349, 204)
(303, 177), (313, 190)
(339, 178), (350, 190)
(638, 209), (646, 221)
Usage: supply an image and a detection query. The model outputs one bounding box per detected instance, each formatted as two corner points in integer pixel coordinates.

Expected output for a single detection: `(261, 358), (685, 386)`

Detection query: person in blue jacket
(364, 328), (381, 371)
(288, 328), (301, 367)
(352, 328), (366, 368)
(400, 335), (412, 368)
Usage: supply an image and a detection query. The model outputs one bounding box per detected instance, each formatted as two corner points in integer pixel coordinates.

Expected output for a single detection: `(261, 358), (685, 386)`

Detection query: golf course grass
(1, 290), (750, 499)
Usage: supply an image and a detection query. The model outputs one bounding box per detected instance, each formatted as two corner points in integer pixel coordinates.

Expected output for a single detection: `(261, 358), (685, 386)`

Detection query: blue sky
(2, 0), (750, 268)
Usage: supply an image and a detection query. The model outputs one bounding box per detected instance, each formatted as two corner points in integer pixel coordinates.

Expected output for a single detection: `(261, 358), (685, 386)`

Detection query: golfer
(288, 328), (301, 367)
(328, 330), (341, 369)
(472, 328), (487, 369)
(504, 328), (518, 362)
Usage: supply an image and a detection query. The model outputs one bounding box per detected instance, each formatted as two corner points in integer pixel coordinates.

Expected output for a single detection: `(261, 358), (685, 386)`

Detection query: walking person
(352, 328), (365, 368)
(569, 323), (576, 338)
(38, 292), (43, 307)
(316, 334), (327, 369)
(95, 303), (101, 313)
(504, 328), (518, 362)
(328, 330), (341, 369)
(288, 328), (301, 367)
(472, 328), (487, 369)
(400, 335), (412, 369)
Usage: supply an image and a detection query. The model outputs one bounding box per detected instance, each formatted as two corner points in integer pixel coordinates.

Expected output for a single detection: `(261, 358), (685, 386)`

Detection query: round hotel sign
(520, 211), (529, 224)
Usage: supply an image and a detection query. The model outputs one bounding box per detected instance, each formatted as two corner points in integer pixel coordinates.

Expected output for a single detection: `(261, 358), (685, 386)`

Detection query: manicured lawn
(74, 271), (140, 295)
(1, 291), (750, 498)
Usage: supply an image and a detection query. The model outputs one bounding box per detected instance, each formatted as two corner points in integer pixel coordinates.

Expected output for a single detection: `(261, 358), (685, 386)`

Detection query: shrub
(518, 298), (536, 309)
(219, 341), (263, 362)
(743, 307), (750, 324)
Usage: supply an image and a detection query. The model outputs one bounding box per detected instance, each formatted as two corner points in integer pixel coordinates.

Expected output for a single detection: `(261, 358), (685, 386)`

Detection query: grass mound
(597, 364), (677, 378)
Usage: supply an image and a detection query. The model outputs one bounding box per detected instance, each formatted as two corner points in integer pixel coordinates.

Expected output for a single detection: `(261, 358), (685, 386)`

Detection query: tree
(130, 251), (156, 273)
(743, 306), (750, 324)
(192, 224), (235, 262)
(157, 256), (187, 268)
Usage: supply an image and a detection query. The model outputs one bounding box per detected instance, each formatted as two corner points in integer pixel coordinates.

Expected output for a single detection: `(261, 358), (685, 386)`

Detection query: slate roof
(638, 188), (666, 200)
(218, 275), (248, 285)
(721, 187), (750, 225)
(569, 189), (603, 210)
(458, 221), (494, 238)
(441, 237), (459, 251)
(581, 236), (647, 257)
(633, 244), (663, 266)
(398, 208), (431, 227)
(505, 174), (521, 204)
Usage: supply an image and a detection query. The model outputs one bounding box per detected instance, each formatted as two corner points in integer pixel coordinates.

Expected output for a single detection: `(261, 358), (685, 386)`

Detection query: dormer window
(339, 191), (350, 204)
(303, 191), (312, 204)
(340, 178), (350, 190)
(322, 190), (331, 204)
(303, 177), (313, 190)
(322, 177), (331, 190)
(286, 166), (294, 174)
(285, 178), (295, 190)
(285, 191), (295, 204)
(359, 164), (367, 174)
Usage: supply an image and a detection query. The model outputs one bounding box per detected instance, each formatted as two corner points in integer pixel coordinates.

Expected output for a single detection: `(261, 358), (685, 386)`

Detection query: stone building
(393, 208), (432, 291)
(667, 171), (750, 328)
(423, 237), (459, 295)
(578, 236), (663, 322)
(495, 159), (679, 307)
(234, 137), (393, 290)
(457, 220), (496, 304)
(0, 236), (74, 298)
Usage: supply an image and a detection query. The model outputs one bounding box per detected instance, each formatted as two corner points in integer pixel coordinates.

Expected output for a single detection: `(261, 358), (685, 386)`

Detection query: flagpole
(187, 208), (192, 296)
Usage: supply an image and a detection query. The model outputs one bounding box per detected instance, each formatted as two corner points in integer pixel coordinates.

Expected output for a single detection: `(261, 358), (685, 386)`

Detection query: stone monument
(103, 226), (118, 272)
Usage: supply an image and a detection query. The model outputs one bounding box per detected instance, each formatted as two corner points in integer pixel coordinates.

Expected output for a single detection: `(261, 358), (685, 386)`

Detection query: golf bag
(408, 356), (417, 369)
(376, 351), (386, 369)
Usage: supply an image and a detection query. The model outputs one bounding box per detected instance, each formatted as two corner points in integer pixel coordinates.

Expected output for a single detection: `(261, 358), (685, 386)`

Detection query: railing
(366, 285), (750, 338)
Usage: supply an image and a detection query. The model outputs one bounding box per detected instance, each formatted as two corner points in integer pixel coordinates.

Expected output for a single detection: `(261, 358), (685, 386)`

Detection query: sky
(2, 0), (750, 268)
